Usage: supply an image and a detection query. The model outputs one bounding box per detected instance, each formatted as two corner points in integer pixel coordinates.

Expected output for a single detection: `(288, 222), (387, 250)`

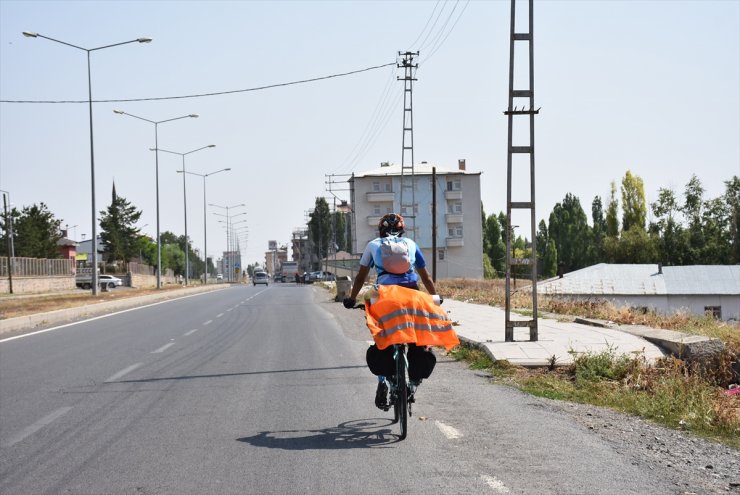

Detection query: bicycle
(385, 343), (412, 440)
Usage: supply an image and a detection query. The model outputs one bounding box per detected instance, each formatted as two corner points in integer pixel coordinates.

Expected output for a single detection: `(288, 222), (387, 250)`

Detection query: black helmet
(378, 213), (405, 237)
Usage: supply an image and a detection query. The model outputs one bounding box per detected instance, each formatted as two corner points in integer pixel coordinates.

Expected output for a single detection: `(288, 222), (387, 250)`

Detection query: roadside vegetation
(439, 279), (740, 448)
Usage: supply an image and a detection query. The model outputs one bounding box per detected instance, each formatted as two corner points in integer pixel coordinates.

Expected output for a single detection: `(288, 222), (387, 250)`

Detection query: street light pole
(156, 145), (215, 285)
(113, 110), (198, 289)
(177, 168), (230, 284)
(23, 31), (151, 295)
(211, 204), (245, 282)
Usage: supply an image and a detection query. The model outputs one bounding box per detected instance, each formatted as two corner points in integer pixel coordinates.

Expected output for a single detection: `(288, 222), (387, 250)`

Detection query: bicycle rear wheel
(396, 347), (408, 440)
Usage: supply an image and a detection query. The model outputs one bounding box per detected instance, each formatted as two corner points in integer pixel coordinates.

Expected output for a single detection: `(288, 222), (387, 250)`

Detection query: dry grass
(0, 285), (196, 320)
(436, 278), (740, 352)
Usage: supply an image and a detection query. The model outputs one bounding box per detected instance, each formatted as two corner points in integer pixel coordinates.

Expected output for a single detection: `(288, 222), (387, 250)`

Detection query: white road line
(226, 308), (233, 312)
(216, 313), (224, 318)
(435, 420), (463, 439)
(104, 362), (143, 383)
(2, 406), (73, 448)
(183, 328), (199, 336)
(151, 342), (175, 353)
(481, 474), (510, 493)
(203, 320), (213, 326)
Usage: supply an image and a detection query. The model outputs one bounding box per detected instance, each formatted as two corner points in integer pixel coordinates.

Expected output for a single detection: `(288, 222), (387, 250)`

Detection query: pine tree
(99, 185), (142, 263)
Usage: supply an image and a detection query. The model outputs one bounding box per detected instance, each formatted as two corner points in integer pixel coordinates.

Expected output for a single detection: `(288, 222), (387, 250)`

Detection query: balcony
(367, 216), (382, 226)
(444, 189), (463, 200)
(366, 191), (395, 202)
(446, 237), (464, 247)
(445, 213), (463, 224)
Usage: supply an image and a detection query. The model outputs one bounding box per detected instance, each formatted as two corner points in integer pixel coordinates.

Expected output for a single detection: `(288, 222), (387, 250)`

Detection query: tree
(548, 193), (590, 273)
(650, 187), (688, 265)
(543, 239), (558, 278)
(621, 170), (647, 232)
(484, 213), (505, 276)
(589, 196), (607, 263)
(606, 181), (619, 238)
(6, 203), (63, 258)
(724, 176), (739, 263)
(308, 197), (331, 266)
(99, 188), (142, 263)
(681, 175), (705, 264)
(482, 253), (496, 279)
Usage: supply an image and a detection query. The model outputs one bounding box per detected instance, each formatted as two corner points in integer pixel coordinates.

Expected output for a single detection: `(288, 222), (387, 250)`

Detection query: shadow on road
(237, 418), (402, 449)
(112, 364), (368, 384)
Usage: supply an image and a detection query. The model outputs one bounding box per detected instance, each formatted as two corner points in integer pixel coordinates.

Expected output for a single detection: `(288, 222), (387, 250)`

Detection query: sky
(1, 0), (738, 267)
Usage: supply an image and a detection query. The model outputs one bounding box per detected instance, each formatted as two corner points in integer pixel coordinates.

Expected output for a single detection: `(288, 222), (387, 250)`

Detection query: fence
(0, 257), (74, 277)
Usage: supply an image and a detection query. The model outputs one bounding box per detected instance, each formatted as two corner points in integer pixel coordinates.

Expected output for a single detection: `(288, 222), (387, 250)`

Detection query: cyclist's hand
(343, 297), (356, 309)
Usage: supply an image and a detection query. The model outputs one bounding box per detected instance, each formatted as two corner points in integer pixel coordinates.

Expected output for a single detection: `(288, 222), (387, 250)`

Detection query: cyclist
(343, 212), (438, 410)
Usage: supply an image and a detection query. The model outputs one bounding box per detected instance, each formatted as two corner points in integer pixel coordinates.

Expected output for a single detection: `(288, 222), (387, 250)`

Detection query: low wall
(130, 273), (179, 288)
(0, 276), (76, 294)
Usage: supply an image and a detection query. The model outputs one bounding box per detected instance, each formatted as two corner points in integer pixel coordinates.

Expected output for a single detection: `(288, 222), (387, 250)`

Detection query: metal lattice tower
(504, 0), (539, 342)
(398, 51), (419, 240)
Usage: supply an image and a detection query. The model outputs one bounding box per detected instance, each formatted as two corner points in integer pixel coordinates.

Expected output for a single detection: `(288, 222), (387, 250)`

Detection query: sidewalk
(444, 299), (673, 367)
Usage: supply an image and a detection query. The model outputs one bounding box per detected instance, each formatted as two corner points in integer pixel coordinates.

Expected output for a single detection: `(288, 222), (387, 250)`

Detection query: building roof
(56, 237), (77, 247)
(352, 162), (480, 178)
(537, 263), (740, 296)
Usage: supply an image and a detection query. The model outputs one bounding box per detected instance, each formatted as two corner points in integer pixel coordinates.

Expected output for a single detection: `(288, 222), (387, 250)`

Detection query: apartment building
(349, 160), (483, 279)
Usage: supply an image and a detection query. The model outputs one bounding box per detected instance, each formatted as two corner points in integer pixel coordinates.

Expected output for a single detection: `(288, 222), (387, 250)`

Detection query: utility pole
(325, 173), (353, 276)
(504, 0), (539, 342)
(398, 51), (418, 240)
(3, 193), (13, 294)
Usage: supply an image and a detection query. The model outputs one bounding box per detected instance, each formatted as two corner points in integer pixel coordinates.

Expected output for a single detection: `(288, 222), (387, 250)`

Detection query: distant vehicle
(253, 271), (269, 286)
(280, 261), (299, 283)
(307, 271), (335, 282)
(98, 274), (123, 289)
(76, 269), (122, 289)
(216, 273), (224, 281)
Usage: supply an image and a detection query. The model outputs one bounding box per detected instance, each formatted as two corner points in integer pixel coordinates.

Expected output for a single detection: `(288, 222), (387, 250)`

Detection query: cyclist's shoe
(375, 381), (389, 410)
(407, 379), (422, 404)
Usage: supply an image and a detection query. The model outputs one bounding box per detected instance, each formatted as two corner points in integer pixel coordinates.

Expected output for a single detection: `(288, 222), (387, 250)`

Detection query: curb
(575, 317), (725, 363)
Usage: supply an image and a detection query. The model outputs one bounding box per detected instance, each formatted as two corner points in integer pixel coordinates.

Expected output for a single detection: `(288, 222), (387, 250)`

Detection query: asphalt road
(1, 284), (680, 494)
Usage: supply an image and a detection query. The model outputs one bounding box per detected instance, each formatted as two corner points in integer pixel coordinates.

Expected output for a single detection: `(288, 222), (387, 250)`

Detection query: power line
(0, 61), (396, 104)
(422, 0), (471, 63)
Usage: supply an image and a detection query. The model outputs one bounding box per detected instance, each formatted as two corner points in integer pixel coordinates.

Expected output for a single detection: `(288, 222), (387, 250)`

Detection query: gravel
(543, 399), (740, 494)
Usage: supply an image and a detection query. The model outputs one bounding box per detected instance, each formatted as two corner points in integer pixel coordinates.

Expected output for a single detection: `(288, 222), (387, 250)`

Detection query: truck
(75, 267), (98, 289)
(280, 261), (299, 283)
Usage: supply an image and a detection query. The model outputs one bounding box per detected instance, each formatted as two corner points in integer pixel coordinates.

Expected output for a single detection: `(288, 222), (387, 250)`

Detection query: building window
(448, 226), (463, 237)
(438, 249), (445, 261)
(448, 202), (462, 214)
(374, 180), (391, 192)
(401, 204), (419, 216)
(446, 179), (461, 191)
(373, 205), (381, 215)
(704, 306), (722, 319)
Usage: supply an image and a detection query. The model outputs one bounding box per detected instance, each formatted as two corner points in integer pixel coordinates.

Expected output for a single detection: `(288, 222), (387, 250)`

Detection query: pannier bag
(365, 344), (437, 380)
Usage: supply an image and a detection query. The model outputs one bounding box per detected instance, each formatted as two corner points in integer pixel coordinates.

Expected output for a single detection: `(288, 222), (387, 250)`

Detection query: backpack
(377, 236), (411, 275)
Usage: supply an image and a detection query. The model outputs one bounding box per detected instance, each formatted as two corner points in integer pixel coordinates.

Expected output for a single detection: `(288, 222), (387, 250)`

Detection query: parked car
(98, 274), (123, 289)
(307, 271), (336, 282)
(216, 273), (223, 281)
(253, 272), (269, 286)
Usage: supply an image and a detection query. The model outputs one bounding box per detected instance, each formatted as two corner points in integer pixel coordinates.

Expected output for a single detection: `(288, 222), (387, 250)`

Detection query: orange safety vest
(365, 285), (460, 351)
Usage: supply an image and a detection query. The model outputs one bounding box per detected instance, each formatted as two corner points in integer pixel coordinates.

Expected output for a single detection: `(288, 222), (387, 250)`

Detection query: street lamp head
(113, 109), (124, 114)
(189, 114), (199, 118)
(149, 148), (157, 151)
(225, 168), (232, 171)
(207, 144), (216, 148)
(137, 37), (153, 43)
(22, 31), (38, 38)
